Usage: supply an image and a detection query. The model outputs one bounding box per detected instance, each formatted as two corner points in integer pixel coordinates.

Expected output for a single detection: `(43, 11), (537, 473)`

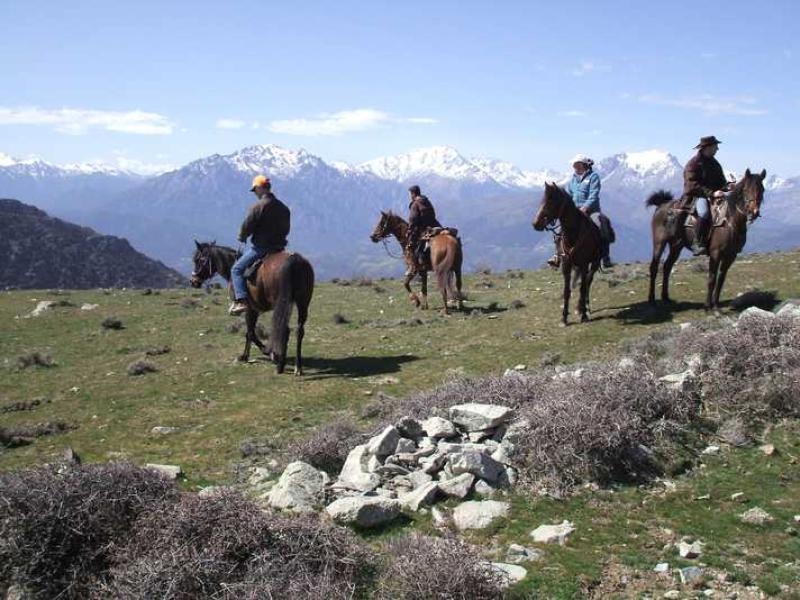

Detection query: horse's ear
(745, 168), (751, 178)
(759, 168), (767, 180)
(211, 240), (216, 246)
(380, 210), (386, 216)
(194, 239), (201, 249)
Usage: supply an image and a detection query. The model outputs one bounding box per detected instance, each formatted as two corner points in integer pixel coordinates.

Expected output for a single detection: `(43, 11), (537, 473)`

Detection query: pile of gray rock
(261, 403), (526, 529)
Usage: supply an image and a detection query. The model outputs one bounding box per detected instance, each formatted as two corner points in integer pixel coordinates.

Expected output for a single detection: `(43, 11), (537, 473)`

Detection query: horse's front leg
(419, 271), (429, 310)
(561, 264), (571, 326)
(577, 266), (590, 322)
(705, 256), (720, 311)
(245, 310), (271, 357)
(403, 270), (420, 308)
(661, 244), (681, 304)
(648, 240), (666, 304)
(713, 255), (735, 310)
(238, 310), (255, 362)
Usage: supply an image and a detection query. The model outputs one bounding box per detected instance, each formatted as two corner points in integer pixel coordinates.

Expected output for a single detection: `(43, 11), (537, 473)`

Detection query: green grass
(2, 250), (800, 597)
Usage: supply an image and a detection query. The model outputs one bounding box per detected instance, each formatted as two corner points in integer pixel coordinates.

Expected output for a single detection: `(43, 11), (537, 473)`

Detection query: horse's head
(532, 182), (566, 231)
(740, 168), (767, 223)
(190, 240), (216, 288)
(370, 210), (396, 242)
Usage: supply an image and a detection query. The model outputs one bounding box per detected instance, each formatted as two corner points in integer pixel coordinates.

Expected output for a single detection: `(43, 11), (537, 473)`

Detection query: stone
(29, 300), (57, 317)
(776, 301), (800, 318)
(653, 562), (670, 573)
(500, 419), (530, 445)
(739, 506), (774, 525)
(659, 371), (695, 391)
(395, 416), (424, 439)
(738, 306), (775, 321)
(338, 445), (380, 492)
(438, 441), (491, 455)
(760, 443), (776, 456)
(325, 496), (401, 528)
(468, 429), (493, 443)
(506, 543), (541, 564)
(151, 426), (180, 435)
(730, 492), (746, 502)
(452, 500), (510, 530)
(145, 463), (182, 479)
(679, 566), (704, 585)
(449, 449), (506, 483)
(438, 473), (475, 499)
(408, 470), (433, 489)
(367, 425), (400, 457)
(365, 454), (382, 473)
(474, 479), (498, 498)
(702, 445), (721, 455)
(431, 505), (449, 527)
(80, 303), (99, 311)
(490, 562), (527, 587)
(664, 591), (681, 599)
(530, 520), (575, 545)
(421, 416), (457, 438)
(449, 403), (514, 432)
(419, 451), (448, 475)
(395, 438), (417, 454)
(678, 540), (703, 559)
(399, 481), (439, 511)
(267, 461), (326, 512)
(374, 463), (411, 477)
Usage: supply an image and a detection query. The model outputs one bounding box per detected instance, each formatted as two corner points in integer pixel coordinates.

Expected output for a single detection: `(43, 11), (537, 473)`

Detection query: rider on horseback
(548, 154), (614, 269)
(407, 185), (442, 273)
(228, 174), (291, 316)
(682, 135), (729, 256)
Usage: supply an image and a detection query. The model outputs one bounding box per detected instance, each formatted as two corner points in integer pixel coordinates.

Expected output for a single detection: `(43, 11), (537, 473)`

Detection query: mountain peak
(358, 145), (495, 183)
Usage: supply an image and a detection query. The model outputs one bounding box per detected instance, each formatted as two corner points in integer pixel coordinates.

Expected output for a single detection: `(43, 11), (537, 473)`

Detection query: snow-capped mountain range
(1, 144), (795, 279)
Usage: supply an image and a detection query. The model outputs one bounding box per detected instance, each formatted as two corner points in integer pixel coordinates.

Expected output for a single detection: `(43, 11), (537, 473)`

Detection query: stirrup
(547, 255), (561, 268)
(228, 301), (248, 316)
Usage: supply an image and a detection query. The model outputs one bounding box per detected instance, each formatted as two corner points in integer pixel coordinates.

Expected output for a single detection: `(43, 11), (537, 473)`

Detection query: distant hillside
(0, 199), (186, 289)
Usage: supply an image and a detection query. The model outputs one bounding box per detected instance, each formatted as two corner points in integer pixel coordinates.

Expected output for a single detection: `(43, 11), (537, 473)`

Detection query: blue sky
(0, 0), (796, 175)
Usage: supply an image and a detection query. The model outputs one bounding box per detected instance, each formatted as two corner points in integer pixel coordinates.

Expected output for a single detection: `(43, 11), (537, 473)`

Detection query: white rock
(80, 303), (99, 311)
(419, 451), (448, 475)
(491, 443), (513, 465)
(653, 562), (670, 573)
(399, 481), (439, 511)
(267, 461), (326, 512)
(659, 371), (695, 391)
(702, 445), (721, 455)
(490, 562), (527, 587)
(739, 506), (774, 525)
(431, 505), (449, 527)
(664, 590), (681, 599)
(679, 566), (704, 584)
(367, 425), (400, 457)
(468, 429), (493, 443)
(730, 492), (746, 502)
(421, 416), (457, 438)
(438, 441), (491, 455)
(738, 306), (775, 321)
(395, 416), (424, 439)
(449, 449), (506, 483)
(438, 473), (475, 499)
(28, 300), (57, 317)
(530, 520), (575, 545)
(506, 543), (541, 564)
(474, 479), (498, 498)
(452, 500), (510, 530)
(151, 426), (179, 435)
(395, 438), (417, 454)
(408, 470), (433, 489)
(325, 496), (401, 528)
(678, 540), (703, 558)
(776, 301), (800, 318)
(338, 445), (380, 492)
(145, 463), (182, 480)
(449, 403), (514, 432)
(500, 419), (530, 445)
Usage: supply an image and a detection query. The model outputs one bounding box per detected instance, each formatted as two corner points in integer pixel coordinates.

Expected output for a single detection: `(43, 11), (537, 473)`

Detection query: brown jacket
(683, 152), (727, 200)
(408, 195), (442, 232)
(238, 193), (290, 251)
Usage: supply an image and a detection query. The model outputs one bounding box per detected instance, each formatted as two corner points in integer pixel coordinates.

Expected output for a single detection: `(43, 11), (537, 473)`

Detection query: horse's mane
(197, 241), (237, 254)
(545, 181), (575, 206)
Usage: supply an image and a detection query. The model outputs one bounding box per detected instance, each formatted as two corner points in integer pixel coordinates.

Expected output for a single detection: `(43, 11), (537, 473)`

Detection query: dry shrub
(1, 420), (73, 444)
(376, 532), (504, 600)
(509, 299), (525, 310)
(127, 361), (157, 376)
(144, 345), (170, 356)
(672, 314), (800, 425)
(1, 398), (47, 413)
(101, 317), (124, 330)
(285, 418), (369, 475)
(101, 491), (376, 599)
(0, 462), (178, 599)
(15, 352), (55, 369)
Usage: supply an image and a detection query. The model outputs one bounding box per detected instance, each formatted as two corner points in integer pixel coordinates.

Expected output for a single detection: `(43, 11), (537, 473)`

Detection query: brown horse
(646, 168), (766, 310)
(189, 241), (314, 375)
(532, 182), (602, 325)
(370, 211), (463, 313)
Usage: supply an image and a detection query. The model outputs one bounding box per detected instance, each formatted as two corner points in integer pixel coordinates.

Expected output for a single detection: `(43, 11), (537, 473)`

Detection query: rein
(381, 237), (405, 259)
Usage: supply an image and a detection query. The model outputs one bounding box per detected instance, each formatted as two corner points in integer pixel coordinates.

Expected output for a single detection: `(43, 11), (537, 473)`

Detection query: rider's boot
(692, 216), (710, 256)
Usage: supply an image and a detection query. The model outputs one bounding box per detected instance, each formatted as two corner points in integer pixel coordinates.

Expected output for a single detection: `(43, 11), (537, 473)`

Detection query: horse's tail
(645, 190), (674, 208)
(271, 253), (304, 369)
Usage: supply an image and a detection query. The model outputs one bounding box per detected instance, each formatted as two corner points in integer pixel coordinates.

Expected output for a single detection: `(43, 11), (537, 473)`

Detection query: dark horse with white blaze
(646, 168), (766, 310)
(370, 211), (463, 313)
(189, 241), (314, 375)
(532, 182), (603, 325)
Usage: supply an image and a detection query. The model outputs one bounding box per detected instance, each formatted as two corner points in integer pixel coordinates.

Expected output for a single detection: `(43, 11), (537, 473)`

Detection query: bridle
(190, 248), (216, 285)
(372, 214), (406, 259)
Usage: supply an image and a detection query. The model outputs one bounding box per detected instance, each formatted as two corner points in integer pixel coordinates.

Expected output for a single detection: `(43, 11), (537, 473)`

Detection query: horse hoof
(580, 315), (589, 323)
(237, 355), (248, 363)
(294, 368), (303, 376)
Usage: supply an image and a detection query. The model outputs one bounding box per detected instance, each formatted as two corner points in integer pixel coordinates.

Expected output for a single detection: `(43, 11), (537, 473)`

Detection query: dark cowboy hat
(694, 135), (722, 149)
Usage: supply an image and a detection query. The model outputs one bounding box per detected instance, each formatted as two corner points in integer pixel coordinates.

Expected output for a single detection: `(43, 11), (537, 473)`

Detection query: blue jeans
(695, 197), (709, 219)
(232, 245), (267, 300)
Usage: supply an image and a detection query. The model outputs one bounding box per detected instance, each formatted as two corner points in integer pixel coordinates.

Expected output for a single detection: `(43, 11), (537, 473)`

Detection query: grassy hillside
(2, 250), (799, 597)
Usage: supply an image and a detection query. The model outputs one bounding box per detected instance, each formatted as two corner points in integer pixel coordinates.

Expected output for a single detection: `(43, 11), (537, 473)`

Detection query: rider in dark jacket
(407, 185), (441, 269)
(682, 135), (729, 255)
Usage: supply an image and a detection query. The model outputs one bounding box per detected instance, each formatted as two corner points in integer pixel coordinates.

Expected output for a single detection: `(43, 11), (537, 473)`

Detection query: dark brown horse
(189, 241), (314, 374)
(646, 168), (766, 310)
(370, 211), (463, 313)
(532, 182), (602, 325)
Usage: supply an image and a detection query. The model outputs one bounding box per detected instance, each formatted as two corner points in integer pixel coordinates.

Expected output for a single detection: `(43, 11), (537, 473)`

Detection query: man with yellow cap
(228, 174), (291, 315)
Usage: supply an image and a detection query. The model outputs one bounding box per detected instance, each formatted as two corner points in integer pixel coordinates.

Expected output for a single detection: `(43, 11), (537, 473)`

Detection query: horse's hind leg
(648, 239), (667, 304)
(403, 271), (420, 308)
(420, 271), (429, 310)
(239, 311), (255, 362)
(245, 310), (271, 357)
(705, 256), (720, 311)
(661, 244), (681, 303)
(577, 267), (590, 322)
(455, 268), (463, 310)
(294, 300), (308, 376)
(712, 256), (735, 310)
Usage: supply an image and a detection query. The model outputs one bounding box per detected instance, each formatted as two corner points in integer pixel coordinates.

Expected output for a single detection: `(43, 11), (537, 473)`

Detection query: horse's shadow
(297, 354), (420, 380)
(598, 299), (709, 325)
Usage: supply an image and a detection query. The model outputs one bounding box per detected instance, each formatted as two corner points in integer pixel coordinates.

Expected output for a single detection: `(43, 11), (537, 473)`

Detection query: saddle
(670, 200), (726, 236)
(422, 226), (459, 240)
(243, 259), (263, 280)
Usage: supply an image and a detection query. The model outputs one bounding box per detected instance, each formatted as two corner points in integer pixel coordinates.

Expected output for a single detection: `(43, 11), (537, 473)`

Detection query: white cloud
(636, 94), (767, 116)
(571, 61), (611, 77)
(0, 106), (174, 135)
(215, 118), (246, 130)
(557, 110), (587, 117)
(268, 108), (437, 136)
